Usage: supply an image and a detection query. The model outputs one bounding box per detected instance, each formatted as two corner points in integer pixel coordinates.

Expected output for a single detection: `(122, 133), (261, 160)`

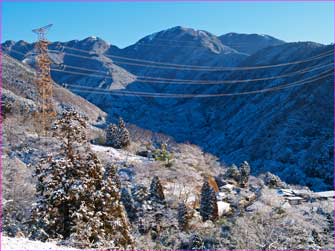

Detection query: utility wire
(51, 62), (333, 85)
(61, 70), (333, 98)
(54, 46), (333, 71)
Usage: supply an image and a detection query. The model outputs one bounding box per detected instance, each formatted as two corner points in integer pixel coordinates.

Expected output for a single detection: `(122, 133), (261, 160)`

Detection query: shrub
(149, 176), (166, 205)
(177, 202), (189, 231)
(153, 143), (174, 167)
(200, 180), (218, 222)
(106, 117), (131, 149)
(225, 161), (251, 187)
(225, 164), (240, 182)
(239, 161), (251, 187)
(1, 100), (12, 119)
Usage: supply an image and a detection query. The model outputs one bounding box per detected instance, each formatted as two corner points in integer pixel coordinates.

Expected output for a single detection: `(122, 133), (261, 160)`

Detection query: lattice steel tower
(32, 24), (55, 134)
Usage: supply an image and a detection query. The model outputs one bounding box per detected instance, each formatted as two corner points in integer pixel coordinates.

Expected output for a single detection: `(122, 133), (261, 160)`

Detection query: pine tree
(225, 164), (241, 183)
(149, 176), (165, 204)
(30, 110), (134, 249)
(177, 202), (189, 231)
(239, 161), (251, 188)
(106, 117), (131, 149)
(200, 181), (218, 222)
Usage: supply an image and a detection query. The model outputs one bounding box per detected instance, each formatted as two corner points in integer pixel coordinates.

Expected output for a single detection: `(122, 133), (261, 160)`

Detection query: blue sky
(2, 1), (334, 48)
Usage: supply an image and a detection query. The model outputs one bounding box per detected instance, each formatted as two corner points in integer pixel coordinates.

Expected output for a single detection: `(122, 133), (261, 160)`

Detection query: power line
(140, 36), (274, 47)
(61, 70), (333, 98)
(57, 46), (333, 71)
(51, 62), (333, 85)
(4, 48), (37, 57)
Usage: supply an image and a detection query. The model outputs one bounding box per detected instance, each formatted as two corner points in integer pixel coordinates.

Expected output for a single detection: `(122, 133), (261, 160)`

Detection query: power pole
(32, 24), (55, 135)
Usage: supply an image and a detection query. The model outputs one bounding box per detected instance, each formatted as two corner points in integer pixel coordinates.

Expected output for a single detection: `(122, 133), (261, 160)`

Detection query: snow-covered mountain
(219, 32), (285, 55)
(2, 27), (333, 190)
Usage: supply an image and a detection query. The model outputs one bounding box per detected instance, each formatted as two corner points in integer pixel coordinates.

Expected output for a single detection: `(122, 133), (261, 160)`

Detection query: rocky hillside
(2, 27), (333, 191)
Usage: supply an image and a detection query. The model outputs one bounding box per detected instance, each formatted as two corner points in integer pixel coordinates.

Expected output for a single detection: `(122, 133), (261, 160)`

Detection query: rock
(217, 201), (231, 217)
(221, 184), (235, 192)
(136, 150), (150, 157)
(216, 192), (226, 201)
(281, 201), (292, 209)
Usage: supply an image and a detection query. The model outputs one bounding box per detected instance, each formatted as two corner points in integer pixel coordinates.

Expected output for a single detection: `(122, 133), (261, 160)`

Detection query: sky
(2, 1), (334, 48)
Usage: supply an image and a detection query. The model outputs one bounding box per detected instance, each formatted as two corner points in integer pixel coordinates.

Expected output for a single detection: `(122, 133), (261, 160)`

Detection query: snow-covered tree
(30, 110), (134, 249)
(177, 202), (189, 231)
(106, 117), (131, 148)
(149, 176), (165, 204)
(225, 164), (241, 183)
(200, 180), (218, 222)
(239, 161), (251, 187)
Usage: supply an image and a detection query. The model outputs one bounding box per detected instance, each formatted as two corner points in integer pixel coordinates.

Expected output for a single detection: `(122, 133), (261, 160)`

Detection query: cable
(4, 49), (26, 56)
(61, 69), (333, 98)
(141, 37), (271, 46)
(4, 49), (37, 57)
(51, 62), (333, 85)
(57, 45), (333, 71)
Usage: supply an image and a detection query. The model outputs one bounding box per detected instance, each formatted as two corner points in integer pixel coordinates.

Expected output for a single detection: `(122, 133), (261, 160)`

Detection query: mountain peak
(219, 32), (285, 55)
(134, 26), (238, 55)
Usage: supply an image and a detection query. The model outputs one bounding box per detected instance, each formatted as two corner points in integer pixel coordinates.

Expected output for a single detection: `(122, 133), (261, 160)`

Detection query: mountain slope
(2, 54), (106, 123)
(2, 28), (333, 190)
(219, 32), (285, 55)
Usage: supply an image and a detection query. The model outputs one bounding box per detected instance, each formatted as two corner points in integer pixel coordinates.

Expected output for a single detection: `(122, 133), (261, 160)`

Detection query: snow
(1, 235), (78, 250)
(91, 144), (152, 165)
(147, 32), (158, 41)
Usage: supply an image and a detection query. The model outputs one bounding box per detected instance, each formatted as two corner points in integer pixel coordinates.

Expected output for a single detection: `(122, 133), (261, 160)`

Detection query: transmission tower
(32, 24), (55, 135)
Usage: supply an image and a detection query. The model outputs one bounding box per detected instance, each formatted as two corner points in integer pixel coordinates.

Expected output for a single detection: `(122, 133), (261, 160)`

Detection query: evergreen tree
(149, 176), (165, 204)
(225, 164), (241, 183)
(239, 161), (251, 188)
(177, 202), (189, 231)
(30, 110), (134, 249)
(200, 181), (218, 222)
(106, 117), (131, 149)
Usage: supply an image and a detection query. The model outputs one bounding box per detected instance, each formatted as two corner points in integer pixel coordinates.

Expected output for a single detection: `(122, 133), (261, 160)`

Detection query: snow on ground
(91, 144), (152, 165)
(1, 235), (78, 250)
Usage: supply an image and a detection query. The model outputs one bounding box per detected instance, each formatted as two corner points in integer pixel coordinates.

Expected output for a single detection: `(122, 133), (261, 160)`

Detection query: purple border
(1, 0), (3, 250)
(3, 0), (335, 1)
(0, 0), (334, 251)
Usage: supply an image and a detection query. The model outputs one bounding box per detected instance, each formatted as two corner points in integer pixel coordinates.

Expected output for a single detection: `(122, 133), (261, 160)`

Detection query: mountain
(107, 26), (247, 82)
(2, 27), (333, 191)
(219, 32), (285, 55)
(2, 53), (106, 130)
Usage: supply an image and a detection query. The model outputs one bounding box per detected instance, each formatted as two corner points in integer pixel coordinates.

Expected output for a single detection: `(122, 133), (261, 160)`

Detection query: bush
(149, 176), (166, 205)
(1, 100), (12, 119)
(153, 143), (174, 167)
(200, 180), (218, 222)
(177, 202), (189, 231)
(106, 117), (131, 149)
(225, 161), (251, 187)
